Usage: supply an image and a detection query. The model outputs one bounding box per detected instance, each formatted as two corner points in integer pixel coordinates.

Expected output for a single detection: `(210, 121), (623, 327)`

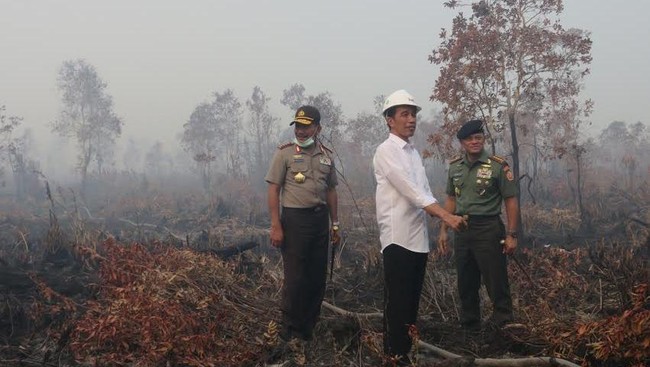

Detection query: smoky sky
(1, 0), (648, 152)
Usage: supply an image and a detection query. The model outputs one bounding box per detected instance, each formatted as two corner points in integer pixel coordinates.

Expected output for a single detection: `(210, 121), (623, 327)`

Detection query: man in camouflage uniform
(438, 119), (519, 331)
(265, 105), (340, 343)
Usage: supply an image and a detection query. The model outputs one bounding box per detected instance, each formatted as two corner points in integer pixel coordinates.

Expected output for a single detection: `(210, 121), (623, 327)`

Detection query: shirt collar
(462, 149), (490, 165)
(388, 133), (412, 149)
(294, 142), (320, 155)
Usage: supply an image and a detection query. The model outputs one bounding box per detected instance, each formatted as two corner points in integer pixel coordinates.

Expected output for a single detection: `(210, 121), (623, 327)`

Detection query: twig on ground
(322, 301), (582, 367)
(321, 301), (382, 318)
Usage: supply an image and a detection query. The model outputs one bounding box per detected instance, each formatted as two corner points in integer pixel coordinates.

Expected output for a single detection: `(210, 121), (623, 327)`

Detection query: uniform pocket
(453, 177), (464, 189)
(319, 163), (331, 175)
(453, 177), (464, 196)
(290, 161), (308, 173)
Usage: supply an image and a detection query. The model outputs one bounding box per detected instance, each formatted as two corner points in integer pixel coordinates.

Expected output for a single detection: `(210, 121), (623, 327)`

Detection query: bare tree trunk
(575, 148), (590, 233)
(508, 112), (524, 240)
(9, 151), (26, 200)
(576, 151), (584, 219)
(201, 162), (211, 192)
(566, 167), (576, 206)
(532, 132), (539, 198)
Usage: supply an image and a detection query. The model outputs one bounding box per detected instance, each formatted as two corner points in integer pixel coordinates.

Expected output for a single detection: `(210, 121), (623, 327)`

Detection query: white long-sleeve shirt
(373, 133), (437, 253)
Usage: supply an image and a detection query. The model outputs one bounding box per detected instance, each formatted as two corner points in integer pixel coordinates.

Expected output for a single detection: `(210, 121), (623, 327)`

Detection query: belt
(459, 214), (499, 219)
(284, 204), (327, 213)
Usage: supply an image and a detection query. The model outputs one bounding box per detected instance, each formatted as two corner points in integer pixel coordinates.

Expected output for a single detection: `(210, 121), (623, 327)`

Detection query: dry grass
(1, 182), (648, 367)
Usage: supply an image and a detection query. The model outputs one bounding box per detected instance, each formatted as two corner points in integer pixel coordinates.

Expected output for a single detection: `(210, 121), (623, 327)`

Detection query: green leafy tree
(52, 59), (122, 193)
(430, 0), (592, 238)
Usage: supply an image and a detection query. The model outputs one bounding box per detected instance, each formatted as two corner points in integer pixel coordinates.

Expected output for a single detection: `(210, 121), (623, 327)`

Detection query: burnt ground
(0, 187), (648, 367)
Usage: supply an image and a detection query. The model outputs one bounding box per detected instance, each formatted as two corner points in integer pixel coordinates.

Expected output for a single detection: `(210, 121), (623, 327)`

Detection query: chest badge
(294, 172), (306, 184)
(477, 167), (492, 179)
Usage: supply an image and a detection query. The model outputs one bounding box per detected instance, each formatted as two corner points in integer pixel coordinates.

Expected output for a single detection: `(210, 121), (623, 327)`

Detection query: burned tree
(245, 86), (278, 188)
(0, 105), (40, 199)
(430, 0), (592, 239)
(181, 89), (242, 191)
(52, 59), (122, 195)
(281, 83), (345, 145)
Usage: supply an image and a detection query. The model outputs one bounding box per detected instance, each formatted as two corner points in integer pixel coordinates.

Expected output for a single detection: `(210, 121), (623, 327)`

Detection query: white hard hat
(382, 89), (422, 116)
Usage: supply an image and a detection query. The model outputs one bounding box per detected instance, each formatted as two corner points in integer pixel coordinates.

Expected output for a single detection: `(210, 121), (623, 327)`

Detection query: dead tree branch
(322, 302), (581, 367)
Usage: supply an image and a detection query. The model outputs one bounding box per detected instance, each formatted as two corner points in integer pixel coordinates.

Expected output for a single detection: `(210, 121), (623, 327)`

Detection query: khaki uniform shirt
(445, 150), (517, 216)
(265, 141), (338, 208)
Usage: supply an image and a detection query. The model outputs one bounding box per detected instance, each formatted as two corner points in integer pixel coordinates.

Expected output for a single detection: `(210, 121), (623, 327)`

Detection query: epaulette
(449, 156), (463, 164)
(277, 141), (293, 150)
(320, 143), (333, 153)
(490, 155), (508, 165)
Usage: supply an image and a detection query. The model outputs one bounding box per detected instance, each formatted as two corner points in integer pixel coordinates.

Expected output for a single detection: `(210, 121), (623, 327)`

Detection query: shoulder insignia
(449, 156), (462, 164)
(277, 141), (293, 150)
(490, 155), (508, 166)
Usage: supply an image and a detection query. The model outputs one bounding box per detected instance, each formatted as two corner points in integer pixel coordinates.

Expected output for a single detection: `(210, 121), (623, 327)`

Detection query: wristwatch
(332, 221), (340, 231)
(506, 231), (517, 238)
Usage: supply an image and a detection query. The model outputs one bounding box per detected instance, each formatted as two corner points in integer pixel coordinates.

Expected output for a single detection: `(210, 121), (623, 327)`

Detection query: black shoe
(279, 326), (292, 342)
(396, 356), (413, 366)
(294, 330), (313, 342)
(486, 316), (514, 330)
(460, 321), (481, 332)
(265, 339), (290, 363)
(384, 354), (412, 366)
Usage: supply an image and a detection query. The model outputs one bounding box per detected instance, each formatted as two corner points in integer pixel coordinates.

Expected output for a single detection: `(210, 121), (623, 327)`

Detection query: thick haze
(1, 0), (649, 163)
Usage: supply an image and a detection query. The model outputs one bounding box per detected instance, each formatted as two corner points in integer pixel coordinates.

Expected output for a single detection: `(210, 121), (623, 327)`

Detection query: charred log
(198, 241), (259, 259)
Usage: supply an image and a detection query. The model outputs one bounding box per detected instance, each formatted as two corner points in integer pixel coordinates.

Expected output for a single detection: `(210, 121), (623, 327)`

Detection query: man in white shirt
(373, 89), (466, 366)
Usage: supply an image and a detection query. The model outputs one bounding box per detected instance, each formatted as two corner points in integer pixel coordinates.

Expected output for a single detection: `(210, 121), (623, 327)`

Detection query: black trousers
(280, 205), (330, 340)
(383, 244), (428, 359)
(454, 216), (513, 326)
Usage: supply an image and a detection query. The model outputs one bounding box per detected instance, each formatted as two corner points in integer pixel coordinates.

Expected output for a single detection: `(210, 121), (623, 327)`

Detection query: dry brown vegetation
(0, 181), (648, 367)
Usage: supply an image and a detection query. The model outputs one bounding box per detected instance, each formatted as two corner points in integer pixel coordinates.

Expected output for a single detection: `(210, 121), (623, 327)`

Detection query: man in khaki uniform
(438, 119), (519, 331)
(265, 105), (340, 343)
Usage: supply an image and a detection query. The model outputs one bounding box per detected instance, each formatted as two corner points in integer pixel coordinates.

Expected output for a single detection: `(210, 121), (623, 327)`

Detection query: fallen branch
(0, 358), (59, 367)
(322, 302), (581, 367)
(198, 241), (259, 259)
(322, 301), (382, 318)
(628, 216), (649, 228)
(116, 218), (186, 242)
